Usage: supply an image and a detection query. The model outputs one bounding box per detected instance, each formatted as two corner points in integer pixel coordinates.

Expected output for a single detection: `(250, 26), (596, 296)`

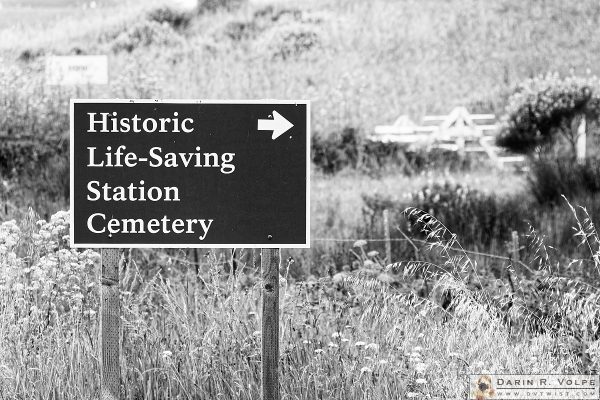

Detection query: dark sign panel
(70, 100), (310, 248)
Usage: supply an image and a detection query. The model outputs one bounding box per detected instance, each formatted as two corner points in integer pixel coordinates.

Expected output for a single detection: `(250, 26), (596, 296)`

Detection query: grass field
(1, 0), (600, 398)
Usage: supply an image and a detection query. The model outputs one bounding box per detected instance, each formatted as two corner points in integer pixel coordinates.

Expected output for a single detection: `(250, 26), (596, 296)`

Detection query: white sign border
(70, 99), (311, 249)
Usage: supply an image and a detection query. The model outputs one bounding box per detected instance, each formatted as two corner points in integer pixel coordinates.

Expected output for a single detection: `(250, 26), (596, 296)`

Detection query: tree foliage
(497, 73), (600, 156)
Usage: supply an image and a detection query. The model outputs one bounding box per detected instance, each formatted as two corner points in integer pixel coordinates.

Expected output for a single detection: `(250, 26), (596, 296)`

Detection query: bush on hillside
(312, 127), (361, 174)
(147, 7), (193, 31)
(311, 127), (476, 174)
(220, 19), (259, 41)
(253, 5), (303, 23)
(528, 157), (600, 204)
(0, 138), (69, 216)
(255, 22), (322, 60)
(17, 48), (44, 63)
(497, 72), (600, 157)
(217, 5), (328, 44)
(111, 20), (184, 53)
(197, 0), (246, 13)
(362, 182), (531, 247)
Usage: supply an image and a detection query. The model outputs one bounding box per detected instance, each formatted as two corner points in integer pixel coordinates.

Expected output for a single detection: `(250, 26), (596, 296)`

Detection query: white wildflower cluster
(3, 210), (100, 321)
(29, 249), (99, 314)
(33, 210), (70, 251)
(0, 219), (21, 254)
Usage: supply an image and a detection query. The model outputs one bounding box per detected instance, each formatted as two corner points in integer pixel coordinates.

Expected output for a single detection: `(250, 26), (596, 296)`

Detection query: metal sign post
(100, 249), (122, 400)
(261, 248), (280, 400)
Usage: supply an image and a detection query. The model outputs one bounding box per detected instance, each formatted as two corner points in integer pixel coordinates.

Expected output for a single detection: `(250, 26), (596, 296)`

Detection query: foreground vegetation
(1, 207), (596, 399)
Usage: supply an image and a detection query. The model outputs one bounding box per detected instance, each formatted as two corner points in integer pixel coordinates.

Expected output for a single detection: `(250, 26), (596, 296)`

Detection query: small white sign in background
(45, 55), (108, 86)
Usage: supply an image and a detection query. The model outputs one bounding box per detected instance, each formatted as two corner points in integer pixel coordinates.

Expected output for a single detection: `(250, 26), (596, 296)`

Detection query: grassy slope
(4, 0), (600, 128)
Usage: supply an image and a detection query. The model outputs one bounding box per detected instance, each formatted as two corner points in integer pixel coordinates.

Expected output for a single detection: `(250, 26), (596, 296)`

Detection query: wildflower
(365, 343), (379, 351)
(415, 363), (427, 373)
(355, 341), (366, 347)
(332, 332), (341, 338)
(71, 293), (84, 301)
(315, 349), (324, 354)
(413, 346), (422, 352)
(360, 366), (373, 374)
(353, 239), (367, 248)
(406, 392), (419, 398)
(416, 378), (427, 384)
(327, 342), (338, 348)
(379, 360), (389, 364)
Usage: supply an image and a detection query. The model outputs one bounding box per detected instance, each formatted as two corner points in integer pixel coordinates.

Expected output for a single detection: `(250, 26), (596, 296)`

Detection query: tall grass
(0, 206), (595, 398)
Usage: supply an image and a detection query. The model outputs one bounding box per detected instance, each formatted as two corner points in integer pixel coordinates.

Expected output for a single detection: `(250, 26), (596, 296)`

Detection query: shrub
(255, 22), (321, 60)
(252, 5), (303, 23)
(220, 19), (259, 41)
(407, 182), (530, 245)
(362, 182), (531, 248)
(497, 72), (600, 157)
(252, 5), (327, 26)
(111, 20), (184, 53)
(17, 48), (44, 63)
(311, 127), (361, 174)
(0, 137), (69, 217)
(146, 6), (193, 31)
(528, 157), (600, 204)
(311, 127), (477, 174)
(197, 0), (246, 13)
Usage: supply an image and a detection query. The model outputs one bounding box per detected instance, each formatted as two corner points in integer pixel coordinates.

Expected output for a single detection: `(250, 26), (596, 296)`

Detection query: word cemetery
(70, 100), (310, 248)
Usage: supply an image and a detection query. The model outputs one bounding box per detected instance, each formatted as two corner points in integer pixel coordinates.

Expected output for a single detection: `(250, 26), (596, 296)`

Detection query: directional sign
(46, 55), (108, 85)
(70, 100), (310, 248)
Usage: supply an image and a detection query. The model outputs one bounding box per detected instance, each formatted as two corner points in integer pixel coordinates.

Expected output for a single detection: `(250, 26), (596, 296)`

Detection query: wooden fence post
(383, 209), (392, 264)
(100, 249), (122, 400)
(576, 115), (586, 165)
(261, 248), (280, 400)
(510, 231), (519, 263)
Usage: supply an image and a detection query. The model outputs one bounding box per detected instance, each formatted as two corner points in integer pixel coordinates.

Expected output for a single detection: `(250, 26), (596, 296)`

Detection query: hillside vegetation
(3, 0), (600, 132)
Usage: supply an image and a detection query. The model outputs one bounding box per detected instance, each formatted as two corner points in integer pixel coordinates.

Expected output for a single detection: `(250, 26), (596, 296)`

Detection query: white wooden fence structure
(369, 107), (526, 169)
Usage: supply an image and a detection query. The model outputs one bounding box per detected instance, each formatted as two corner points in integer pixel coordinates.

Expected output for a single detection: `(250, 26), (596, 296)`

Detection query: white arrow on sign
(258, 110), (294, 140)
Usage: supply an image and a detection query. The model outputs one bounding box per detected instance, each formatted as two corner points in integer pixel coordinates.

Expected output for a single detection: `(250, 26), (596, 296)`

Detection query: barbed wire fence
(136, 209), (531, 278)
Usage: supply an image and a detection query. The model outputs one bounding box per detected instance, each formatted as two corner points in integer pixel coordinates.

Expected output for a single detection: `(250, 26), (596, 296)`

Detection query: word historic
(88, 112), (194, 133)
